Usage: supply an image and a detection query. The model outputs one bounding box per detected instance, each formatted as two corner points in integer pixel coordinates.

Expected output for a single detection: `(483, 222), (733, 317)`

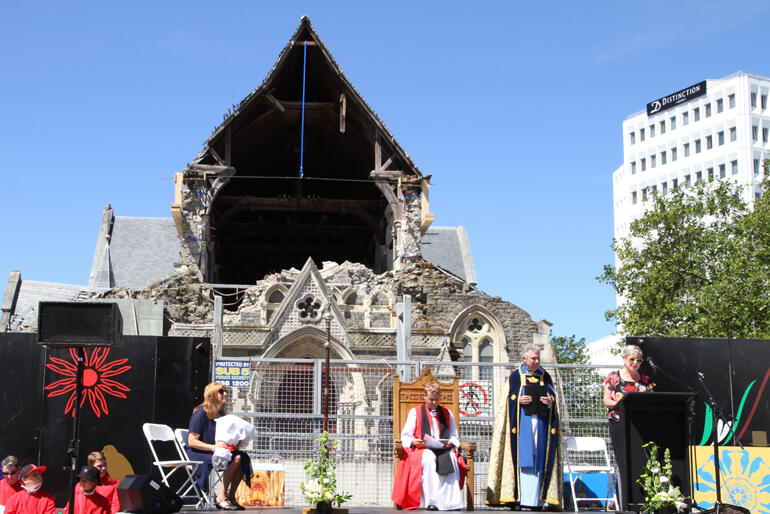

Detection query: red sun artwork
(45, 347), (131, 417)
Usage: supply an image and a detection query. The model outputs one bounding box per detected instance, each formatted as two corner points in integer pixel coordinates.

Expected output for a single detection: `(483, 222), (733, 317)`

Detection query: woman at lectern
(187, 383), (249, 511)
(603, 345), (655, 482)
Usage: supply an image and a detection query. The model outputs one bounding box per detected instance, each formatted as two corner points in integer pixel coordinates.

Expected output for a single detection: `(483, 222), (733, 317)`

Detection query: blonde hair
(2, 455), (18, 467)
(622, 345), (643, 359)
(193, 382), (227, 419)
(424, 383), (441, 397)
(87, 452), (105, 466)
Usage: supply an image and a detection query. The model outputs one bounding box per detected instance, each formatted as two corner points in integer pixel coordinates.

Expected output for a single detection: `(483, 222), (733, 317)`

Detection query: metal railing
(220, 359), (617, 507)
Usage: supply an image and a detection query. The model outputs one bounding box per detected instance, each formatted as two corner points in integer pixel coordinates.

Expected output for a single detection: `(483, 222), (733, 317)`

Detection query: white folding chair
(143, 423), (206, 508)
(564, 436), (619, 512)
(175, 427), (223, 508)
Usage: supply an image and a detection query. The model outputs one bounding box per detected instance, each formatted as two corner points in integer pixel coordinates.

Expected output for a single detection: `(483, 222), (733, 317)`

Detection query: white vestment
(401, 407), (463, 510)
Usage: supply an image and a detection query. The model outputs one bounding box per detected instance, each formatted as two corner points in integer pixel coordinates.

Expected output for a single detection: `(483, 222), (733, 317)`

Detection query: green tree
(599, 177), (770, 339)
(551, 334), (590, 364)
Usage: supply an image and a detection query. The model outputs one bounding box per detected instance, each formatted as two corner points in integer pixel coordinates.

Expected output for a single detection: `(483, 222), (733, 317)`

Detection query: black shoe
(216, 500), (236, 511)
(227, 499), (245, 511)
(427, 506), (438, 511)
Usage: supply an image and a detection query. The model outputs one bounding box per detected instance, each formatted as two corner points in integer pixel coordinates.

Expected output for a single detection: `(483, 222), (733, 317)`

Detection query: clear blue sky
(2, 2), (769, 342)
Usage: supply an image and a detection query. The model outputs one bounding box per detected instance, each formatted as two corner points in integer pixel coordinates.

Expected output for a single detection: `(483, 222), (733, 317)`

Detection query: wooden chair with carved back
(393, 365), (476, 510)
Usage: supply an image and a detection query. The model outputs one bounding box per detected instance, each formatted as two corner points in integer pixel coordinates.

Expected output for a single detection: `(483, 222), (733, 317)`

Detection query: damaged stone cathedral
(2, 17), (554, 369)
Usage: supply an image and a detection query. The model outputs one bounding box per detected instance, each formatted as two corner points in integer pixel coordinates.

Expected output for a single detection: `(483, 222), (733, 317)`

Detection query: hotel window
(662, 182), (668, 194)
(705, 103), (712, 117)
(642, 187), (648, 201)
(661, 151), (667, 165)
(685, 174), (691, 186)
(632, 191), (638, 204)
(706, 135), (713, 149)
(730, 127), (737, 142)
(763, 94), (768, 109)
(670, 116), (677, 129)
(753, 126), (758, 141)
(660, 121), (666, 134)
(630, 132), (636, 144)
(763, 127), (768, 143)
(651, 185), (657, 194)
(672, 178), (678, 188)
(757, 192), (763, 201)
(684, 143), (690, 157)
(671, 147), (678, 161)
(640, 128), (645, 141)
(732, 160), (738, 175)
(650, 124), (655, 137)
(719, 164), (726, 178)
(631, 161), (637, 174)
(682, 112), (689, 125)
(718, 131), (725, 145)
(707, 167), (714, 180)
(696, 171), (702, 183)
(729, 94), (735, 108)
(651, 155), (656, 168)
(717, 98), (724, 113)
(695, 139), (701, 153)
(641, 158), (646, 171)
(751, 92), (757, 108)
(694, 107), (700, 121)
(754, 159), (760, 175)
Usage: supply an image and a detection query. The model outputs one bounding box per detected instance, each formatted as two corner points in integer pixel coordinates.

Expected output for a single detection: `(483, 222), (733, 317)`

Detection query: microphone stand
(696, 372), (729, 514)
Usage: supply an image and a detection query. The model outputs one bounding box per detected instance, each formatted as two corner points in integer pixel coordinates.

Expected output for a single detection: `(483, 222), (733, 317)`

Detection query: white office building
(613, 71), (770, 242)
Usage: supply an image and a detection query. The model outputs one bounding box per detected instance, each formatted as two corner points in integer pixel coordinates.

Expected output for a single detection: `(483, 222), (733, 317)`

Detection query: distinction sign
(647, 80), (707, 116)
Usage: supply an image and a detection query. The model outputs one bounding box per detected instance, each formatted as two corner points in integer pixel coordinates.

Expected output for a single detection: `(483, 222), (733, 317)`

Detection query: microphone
(645, 357), (657, 371)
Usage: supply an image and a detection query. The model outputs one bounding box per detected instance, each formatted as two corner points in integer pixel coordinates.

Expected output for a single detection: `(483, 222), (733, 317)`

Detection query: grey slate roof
(8, 280), (86, 331)
(106, 217), (181, 291)
(421, 226), (477, 285)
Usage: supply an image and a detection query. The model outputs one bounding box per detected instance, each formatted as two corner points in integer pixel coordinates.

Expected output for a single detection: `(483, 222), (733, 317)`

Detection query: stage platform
(176, 508), (613, 513)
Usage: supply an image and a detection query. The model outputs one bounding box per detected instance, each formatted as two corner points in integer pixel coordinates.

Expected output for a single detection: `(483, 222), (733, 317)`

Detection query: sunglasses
(217, 389), (227, 394)
(627, 358), (643, 363)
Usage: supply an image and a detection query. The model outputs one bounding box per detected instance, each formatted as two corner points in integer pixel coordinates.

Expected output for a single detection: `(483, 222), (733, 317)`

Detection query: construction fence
(220, 359), (616, 507)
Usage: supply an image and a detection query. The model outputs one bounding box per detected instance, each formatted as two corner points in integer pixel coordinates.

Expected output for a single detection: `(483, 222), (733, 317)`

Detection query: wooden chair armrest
(459, 441), (476, 456)
(394, 440), (404, 458)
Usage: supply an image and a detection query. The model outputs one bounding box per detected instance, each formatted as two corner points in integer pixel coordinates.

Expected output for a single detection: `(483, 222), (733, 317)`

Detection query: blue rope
(299, 43), (307, 178)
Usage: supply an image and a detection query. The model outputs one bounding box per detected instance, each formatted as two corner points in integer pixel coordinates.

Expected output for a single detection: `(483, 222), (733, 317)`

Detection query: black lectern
(618, 391), (696, 511)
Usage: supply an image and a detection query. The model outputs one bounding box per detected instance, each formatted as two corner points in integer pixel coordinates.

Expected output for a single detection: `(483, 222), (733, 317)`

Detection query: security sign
(214, 360), (251, 388)
(459, 382), (489, 417)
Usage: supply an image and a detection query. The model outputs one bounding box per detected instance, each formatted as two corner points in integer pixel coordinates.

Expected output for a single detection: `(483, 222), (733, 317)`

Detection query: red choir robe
(4, 489), (56, 514)
(64, 486), (112, 514)
(0, 478), (23, 508)
(392, 405), (466, 510)
(95, 476), (120, 514)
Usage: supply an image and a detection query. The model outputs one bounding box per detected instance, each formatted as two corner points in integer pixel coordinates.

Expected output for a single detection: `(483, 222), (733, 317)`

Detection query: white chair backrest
(144, 423), (176, 442)
(564, 436), (612, 465)
(144, 423), (187, 462)
(175, 428), (190, 453)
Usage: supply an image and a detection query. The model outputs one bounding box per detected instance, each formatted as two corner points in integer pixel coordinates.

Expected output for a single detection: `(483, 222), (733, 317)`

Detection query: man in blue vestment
(486, 344), (561, 510)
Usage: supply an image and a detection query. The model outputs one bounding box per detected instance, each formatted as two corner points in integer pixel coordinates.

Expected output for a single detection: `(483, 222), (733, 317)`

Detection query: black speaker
(117, 475), (182, 513)
(38, 302), (122, 347)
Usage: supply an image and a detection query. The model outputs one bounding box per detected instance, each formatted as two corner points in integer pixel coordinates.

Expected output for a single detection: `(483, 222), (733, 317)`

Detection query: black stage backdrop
(0, 333), (211, 506)
(628, 337), (770, 448)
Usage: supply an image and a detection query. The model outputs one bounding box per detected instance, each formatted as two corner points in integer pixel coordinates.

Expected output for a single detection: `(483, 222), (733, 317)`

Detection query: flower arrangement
(300, 431), (351, 507)
(637, 441), (689, 513)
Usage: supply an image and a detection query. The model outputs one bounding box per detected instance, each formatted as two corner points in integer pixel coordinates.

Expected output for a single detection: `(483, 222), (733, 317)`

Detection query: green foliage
(300, 431), (351, 507)
(599, 177), (770, 338)
(637, 442), (688, 513)
(551, 334), (590, 364)
(550, 334), (601, 421)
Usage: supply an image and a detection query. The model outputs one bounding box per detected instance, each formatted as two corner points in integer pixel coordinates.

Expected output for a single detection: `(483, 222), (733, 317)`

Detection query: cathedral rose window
(297, 296), (322, 320)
